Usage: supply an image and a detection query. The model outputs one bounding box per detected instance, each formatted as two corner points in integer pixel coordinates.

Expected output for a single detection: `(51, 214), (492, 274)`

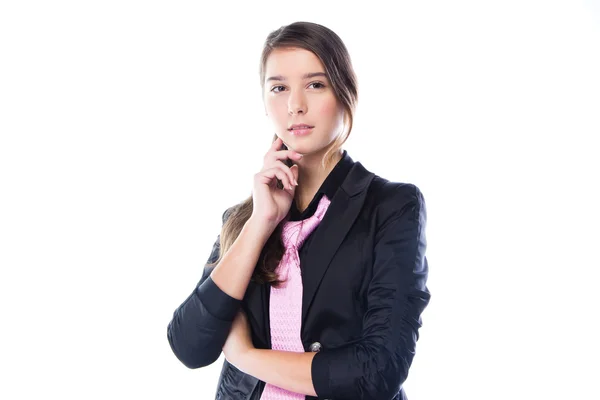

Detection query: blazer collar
(288, 149), (353, 221)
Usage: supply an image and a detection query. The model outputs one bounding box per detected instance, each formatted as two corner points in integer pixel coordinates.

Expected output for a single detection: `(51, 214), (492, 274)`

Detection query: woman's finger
(273, 159), (297, 187)
(270, 136), (283, 151)
(255, 166), (294, 191)
(265, 139), (303, 163)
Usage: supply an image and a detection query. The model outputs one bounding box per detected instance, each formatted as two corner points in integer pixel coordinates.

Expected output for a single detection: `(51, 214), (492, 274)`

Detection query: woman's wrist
(245, 216), (276, 242)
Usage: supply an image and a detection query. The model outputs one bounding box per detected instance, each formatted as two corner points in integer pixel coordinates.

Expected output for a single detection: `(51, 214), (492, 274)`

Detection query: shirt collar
(289, 149), (353, 221)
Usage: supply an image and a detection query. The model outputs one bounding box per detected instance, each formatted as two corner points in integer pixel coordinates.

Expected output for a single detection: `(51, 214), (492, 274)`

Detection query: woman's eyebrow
(266, 72), (327, 82)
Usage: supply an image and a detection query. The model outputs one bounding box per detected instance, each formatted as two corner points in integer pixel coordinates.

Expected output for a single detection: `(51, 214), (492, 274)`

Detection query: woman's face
(263, 47), (344, 155)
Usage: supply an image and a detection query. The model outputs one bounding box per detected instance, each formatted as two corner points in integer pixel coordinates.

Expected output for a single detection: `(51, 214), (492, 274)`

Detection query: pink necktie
(260, 194), (331, 400)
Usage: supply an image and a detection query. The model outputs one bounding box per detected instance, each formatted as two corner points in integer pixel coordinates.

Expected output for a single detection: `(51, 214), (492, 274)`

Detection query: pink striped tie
(260, 194), (331, 400)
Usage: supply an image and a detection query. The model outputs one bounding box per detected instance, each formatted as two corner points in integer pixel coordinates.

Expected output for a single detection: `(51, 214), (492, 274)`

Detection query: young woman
(167, 21), (431, 400)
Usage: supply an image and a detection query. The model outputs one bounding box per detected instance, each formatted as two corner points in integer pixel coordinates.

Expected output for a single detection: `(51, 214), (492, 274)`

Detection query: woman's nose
(288, 91), (307, 115)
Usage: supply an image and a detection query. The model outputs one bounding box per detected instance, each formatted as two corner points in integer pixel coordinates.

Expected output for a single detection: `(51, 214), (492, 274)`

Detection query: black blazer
(167, 158), (431, 400)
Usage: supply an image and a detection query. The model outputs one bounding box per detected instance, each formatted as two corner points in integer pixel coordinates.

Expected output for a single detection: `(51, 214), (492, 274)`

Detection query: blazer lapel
(301, 161), (375, 328)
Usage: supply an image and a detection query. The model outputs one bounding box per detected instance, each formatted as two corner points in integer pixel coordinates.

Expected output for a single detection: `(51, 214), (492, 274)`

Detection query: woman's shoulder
(364, 163), (424, 204)
(362, 167), (426, 223)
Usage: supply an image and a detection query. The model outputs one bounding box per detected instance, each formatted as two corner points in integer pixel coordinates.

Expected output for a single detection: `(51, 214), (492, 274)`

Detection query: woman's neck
(293, 149), (343, 212)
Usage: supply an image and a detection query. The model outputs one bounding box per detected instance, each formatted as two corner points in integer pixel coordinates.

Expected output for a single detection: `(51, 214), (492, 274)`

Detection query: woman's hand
(251, 137), (303, 230)
(223, 310), (255, 369)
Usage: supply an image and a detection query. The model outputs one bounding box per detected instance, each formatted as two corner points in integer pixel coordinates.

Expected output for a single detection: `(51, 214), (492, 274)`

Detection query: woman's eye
(271, 85), (285, 93)
(309, 82), (325, 89)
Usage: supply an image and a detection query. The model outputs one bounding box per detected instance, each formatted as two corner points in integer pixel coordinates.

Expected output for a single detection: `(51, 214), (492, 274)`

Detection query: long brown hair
(209, 21), (358, 287)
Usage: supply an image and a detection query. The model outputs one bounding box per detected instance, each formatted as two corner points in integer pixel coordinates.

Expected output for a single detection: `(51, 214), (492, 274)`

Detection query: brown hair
(209, 21), (358, 287)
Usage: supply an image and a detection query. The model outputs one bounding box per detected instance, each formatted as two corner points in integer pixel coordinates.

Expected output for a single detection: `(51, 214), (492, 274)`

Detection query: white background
(1, 1), (599, 399)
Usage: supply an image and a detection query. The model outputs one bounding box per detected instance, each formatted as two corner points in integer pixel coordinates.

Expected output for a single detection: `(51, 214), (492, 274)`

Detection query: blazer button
(309, 341), (322, 352)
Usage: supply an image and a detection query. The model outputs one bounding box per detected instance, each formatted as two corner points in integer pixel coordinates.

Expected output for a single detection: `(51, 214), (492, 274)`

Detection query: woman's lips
(289, 127), (314, 136)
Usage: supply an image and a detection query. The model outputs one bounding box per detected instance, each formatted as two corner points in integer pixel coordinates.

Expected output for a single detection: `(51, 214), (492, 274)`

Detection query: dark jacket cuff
(311, 350), (332, 398)
(195, 276), (241, 321)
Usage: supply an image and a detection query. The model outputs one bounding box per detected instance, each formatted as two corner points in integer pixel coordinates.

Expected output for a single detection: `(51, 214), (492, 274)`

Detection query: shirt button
(309, 341), (322, 352)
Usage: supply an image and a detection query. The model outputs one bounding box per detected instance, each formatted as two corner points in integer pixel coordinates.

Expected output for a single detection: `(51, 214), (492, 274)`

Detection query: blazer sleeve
(167, 206), (242, 369)
(311, 184), (431, 400)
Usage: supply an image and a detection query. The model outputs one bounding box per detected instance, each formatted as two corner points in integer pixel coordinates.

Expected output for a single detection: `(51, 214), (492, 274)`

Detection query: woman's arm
(166, 207), (272, 369)
(239, 349), (318, 397)
(311, 184), (430, 399)
(210, 215), (272, 301)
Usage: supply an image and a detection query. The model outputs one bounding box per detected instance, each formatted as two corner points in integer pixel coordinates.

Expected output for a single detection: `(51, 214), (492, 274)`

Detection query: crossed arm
(168, 186), (429, 399)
